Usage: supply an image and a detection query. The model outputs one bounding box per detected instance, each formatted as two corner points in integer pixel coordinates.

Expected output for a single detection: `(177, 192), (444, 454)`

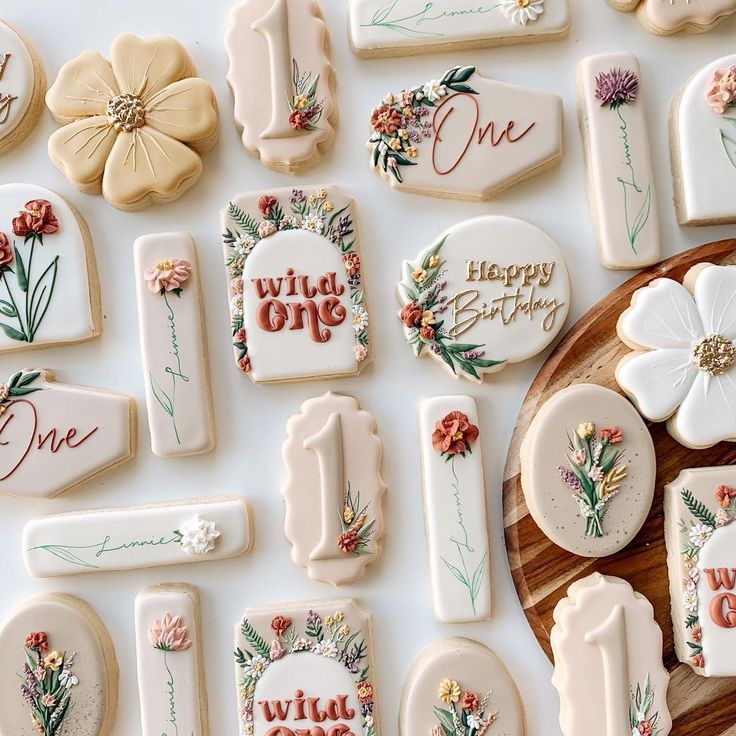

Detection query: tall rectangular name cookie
(134, 232), (215, 457)
(418, 396), (491, 622)
(136, 584), (209, 736)
(578, 54), (660, 270)
(23, 496), (251, 577)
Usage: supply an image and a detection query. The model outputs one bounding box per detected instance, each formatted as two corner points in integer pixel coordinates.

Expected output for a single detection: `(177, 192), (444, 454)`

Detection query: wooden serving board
(502, 240), (736, 736)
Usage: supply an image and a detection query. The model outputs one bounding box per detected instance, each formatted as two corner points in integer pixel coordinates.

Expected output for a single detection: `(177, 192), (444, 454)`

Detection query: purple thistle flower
(595, 67), (638, 109)
(559, 466), (583, 493)
(290, 189), (305, 204)
(19, 683), (35, 707)
(22, 664), (35, 689)
(306, 610), (321, 628)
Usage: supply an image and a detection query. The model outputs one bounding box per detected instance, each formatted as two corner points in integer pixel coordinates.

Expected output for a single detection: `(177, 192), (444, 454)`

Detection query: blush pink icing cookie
(607, 0), (736, 34)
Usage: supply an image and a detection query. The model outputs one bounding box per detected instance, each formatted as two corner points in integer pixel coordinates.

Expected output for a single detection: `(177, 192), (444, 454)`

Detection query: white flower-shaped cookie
(616, 263), (736, 449)
(608, 0), (736, 34)
(46, 34), (218, 211)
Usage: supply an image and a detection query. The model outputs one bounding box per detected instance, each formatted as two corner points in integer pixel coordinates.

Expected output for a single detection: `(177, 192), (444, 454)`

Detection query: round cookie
(520, 383), (656, 557)
(0, 19), (45, 155)
(397, 215), (570, 382)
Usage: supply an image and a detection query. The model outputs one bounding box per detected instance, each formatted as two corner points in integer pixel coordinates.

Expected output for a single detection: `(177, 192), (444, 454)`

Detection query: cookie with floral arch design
(607, 0), (736, 34)
(616, 263), (736, 449)
(46, 34), (218, 211)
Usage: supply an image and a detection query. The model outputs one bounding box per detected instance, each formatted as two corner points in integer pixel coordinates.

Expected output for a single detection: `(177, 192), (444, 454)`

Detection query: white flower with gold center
(502, 0), (545, 25)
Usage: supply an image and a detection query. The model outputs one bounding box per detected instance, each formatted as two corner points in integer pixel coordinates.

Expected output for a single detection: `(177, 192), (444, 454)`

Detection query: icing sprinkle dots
(107, 93), (146, 132)
(692, 334), (736, 375)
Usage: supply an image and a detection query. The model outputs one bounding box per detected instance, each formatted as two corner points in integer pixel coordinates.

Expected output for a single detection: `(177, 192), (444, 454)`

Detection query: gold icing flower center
(107, 93), (146, 131)
(516, 0), (531, 6)
(692, 334), (736, 375)
(155, 259), (174, 271)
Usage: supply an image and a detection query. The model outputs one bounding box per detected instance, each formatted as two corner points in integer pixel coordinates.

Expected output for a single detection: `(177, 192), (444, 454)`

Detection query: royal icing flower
(716, 508), (733, 527)
(270, 615), (292, 638)
(502, 0), (545, 25)
(314, 639), (339, 658)
(422, 79), (447, 102)
(43, 651), (63, 672)
(616, 265), (736, 448)
(242, 654), (269, 681)
(576, 422), (595, 440)
(148, 612), (191, 652)
(0, 233), (12, 267)
(432, 411), (480, 457)
(370, 105), (402, 134)
(338, 531), (360, 553)
(59, 669), (78, 689)
(438, 679), (461, 705)
(683, 588), (698, 613)
(45, 34), (218, 210)
(599, 426), (623, 444)
(461, 691), (480, 711)
(355, 344), (368, 362)
(595, 68), (638, 109)
(715, 484), (736, 508)
(144, 258), (192, 294)
(258, 195), (278, 216)
(12, 200), (59, 237)
(352, 305), (369, 332)
(177, 515), (221, 556)
(706, 65), (736, 114)
(302, 213), (323, 233)
(25, 632), (48, 653)
(688, 523), (714, 548)
(269, 640), (285, 661)
(357, 680), (374, 704)
(344, 252), (361, 276)
(258, 221), (277, 239)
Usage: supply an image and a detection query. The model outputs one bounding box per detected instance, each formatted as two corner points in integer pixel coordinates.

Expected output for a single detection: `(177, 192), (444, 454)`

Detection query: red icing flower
(419, 325), (435, 340)
(432, 411), (480, 457)
(338, 532), (359, 554)
(0, 232), (13, 267)
(715, 485), (736, 508)
(399, 302), (423, 327)
(599, 426), (623, 444)
(25, 632), (48, 653)
(289, 111), (310, 130)
(371, 106), (401, 134)
(343, 253), (361, 276)
(691, 625), (702, 643)
(12, 200), (59, 237)
(691, 653), (705, 668)
(238, 356), (251, 373)
(258, 195), (278, 217)
(270, 616), (292, 638)
(638, 721), (652, 736)
(356, 680), (374, 704)
(234, 328), (246, 345)
(461, 691), (479, 712)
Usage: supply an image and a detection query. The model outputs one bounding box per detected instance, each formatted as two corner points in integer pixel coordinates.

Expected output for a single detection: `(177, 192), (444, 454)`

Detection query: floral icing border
(430, 678), (497, 736)
(706, 64), (736, 169)
(339, 483), (376, 556)
(288, 60), (324, 132)
(235, 609), (376, 736)
(629, 676), (663, 736)
(223, 188), (369, 374)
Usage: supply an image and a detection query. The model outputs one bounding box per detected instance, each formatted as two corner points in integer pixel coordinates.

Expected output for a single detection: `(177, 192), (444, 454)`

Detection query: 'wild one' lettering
(260, 689), (356, 736)
(705, 567), (736, 629)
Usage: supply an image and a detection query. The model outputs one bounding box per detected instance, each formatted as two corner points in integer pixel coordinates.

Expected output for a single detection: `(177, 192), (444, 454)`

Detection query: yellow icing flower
(343, 507), (355, 524)
(412, 267), (428, 283)
(421, 310), (436, 326)
(324, 201), (334, 212)
(339, 625), (350, 637)
(428, 255), (440, 268)
(309, 194), (318, 205)
(334, 611), (344, 623)
(577, 423), (595, 440)
(439, 679), (461, 705)
(398, 128), (408, 139)
(317, 188), (327, 199)
(389, 137), (402, 151)
(43, 651), (64, 672)
(405, 146), (418, 157)
(325, 615), (334, 627)
(293, 94), (309, 110)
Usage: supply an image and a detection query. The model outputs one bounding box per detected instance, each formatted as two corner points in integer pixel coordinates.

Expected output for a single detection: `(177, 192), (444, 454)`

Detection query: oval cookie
(520, 383), (656, 557)
(0, 593), (118, 736)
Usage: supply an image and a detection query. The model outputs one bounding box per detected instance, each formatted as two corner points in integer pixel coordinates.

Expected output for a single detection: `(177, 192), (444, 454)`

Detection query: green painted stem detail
(163, 650), (180, 736)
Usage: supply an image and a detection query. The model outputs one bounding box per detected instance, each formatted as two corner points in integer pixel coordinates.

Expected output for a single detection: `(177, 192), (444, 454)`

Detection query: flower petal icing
(693, 264), (736, 340)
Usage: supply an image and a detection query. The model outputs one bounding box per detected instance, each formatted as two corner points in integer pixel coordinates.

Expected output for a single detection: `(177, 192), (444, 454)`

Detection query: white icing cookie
(578, 54), (660, 270)
(46, 34), (219, 211)
(135, 584), (209, 735)
(234, 599), (379, 736)
(672, 54), (736, 226)
(0, 369), (134, 499)
(607, 0), (736, 34)
(348, 0), (570, 58)
(521, 384), (656, 557)
(400, 638), (525, 736)
(616, 263), (736, 449)
(23, 496), (251, 577)
(226, 0), (337, 173)
(221, 186), (370, 383)
(0, 20), (45, 155)
(0, 184), (100, 353)
(397, 215), (569, 382)
(664, 466), (736, 677)
(368, 65), (563, 200)
(551, 573), (672, 736)
(134, 232), (215, 457)
(418, 396), (491, 623)
(0, 593), (118, 736)
(282, 392), (386, 586)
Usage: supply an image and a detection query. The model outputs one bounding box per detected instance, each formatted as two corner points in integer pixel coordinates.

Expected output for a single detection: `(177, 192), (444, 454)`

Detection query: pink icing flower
(234, 328), (246, 345)
(683, 568), (699, 589)
(715, 508), (733, 528)
(589, 466), (604, 482)
(0, 232), (13, 267)
(599, 426), (623, 444)
(691, 624), (702, 643)
(258, 221), (277, 239)
(572, 449), (586, 466)
(144, 258), (192, 294)
(270, 639), (285, 661)
(230, 277), (244, 295)
(40, 693), (56, 708)
(706, 65), (736, 114)
(148, 612), (191, 652)
(239, 356), (251, 373)
(355, 344), (368, 362)
(12, 199), (59, 237)
(715, 484), (736, 508)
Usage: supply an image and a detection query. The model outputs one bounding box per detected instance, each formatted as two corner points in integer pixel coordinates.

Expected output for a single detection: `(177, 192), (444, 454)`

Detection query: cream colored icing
(23, 496), (251, 577)
(225, 0), (336, 172)
(135, 585), (208, 736)
(349, 0), (570, 56)
(0, 370), (134, 498)
(233, 599), (378, 736)
(400, 638), (525, 736)
(578, 54), (660, 270)
(134, 232), (215, 457)
(608, 0), (736, 33)
(368, 66), (563, 200)
(46, 34), (218, 210)
(0, 20), (34, 143)
(0, 593), (117, 736)
(221, 185), (370, 383)
(520, 383), (656, 557)
(282, 392), (385, 586)
(551, 574), (672, 736)
(397, 215), (570, 382)
(418, 396), (491, 623)
(0, 184), (99, 353)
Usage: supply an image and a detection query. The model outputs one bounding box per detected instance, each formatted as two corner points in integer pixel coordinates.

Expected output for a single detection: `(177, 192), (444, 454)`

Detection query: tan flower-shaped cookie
(46, 34), (218, 211)
(607, 0), (736, 34)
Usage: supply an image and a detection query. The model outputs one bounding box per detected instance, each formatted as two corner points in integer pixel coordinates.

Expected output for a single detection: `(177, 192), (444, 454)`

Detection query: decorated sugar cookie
(400, 638), (525, 736)
(520, 384), (656, 557)
(397, 216), (569, 382)
(282, 392), (386, 586)
(0, 20), (45, 155)
(233, 599), (379, 736)
(607, 0), (736, 34)
(0, 593), (118, 736)
(616, 263), (736, 449)
(0, 369), (135, 499)
(578, 54), (660, 270)
(226, 0), (337, 173)
(134, 232), (215, 457)
(23, 496), (251, 577)
(418, 396), (491, 623)
(46, 34), (218, 211)
(552, 574), (671, 736)
(222, 186), (370, 383)
(368, 65), (563, 200)
(136, 585), (208, 735)
(349, 0), (571, 58)
(672, 55), (736, 225)
(664, 466), (736, 677)
(0, 184), (100, 353)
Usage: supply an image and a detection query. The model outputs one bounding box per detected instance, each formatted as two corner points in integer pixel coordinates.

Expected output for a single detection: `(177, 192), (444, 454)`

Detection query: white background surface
(1, 1), (735, 734)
